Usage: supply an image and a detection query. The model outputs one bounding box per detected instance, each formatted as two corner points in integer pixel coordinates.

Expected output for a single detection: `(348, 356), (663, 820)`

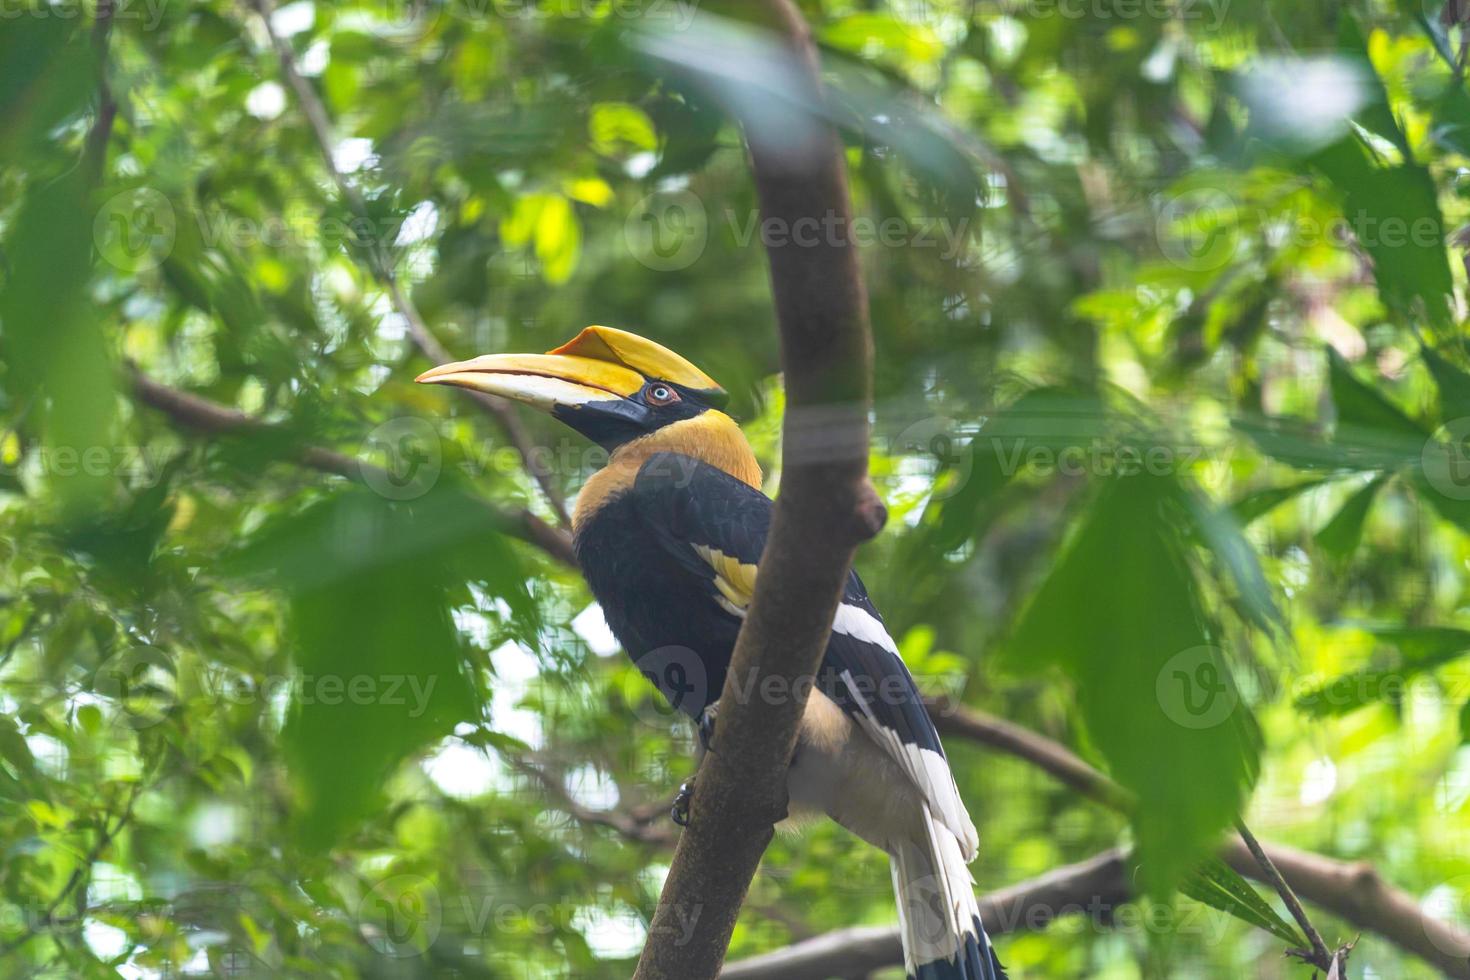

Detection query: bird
(417, 325), (1007, 980)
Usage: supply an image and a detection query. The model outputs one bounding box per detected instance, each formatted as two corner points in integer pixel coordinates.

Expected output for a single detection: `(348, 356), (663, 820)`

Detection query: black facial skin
(551, 380), (716, 451)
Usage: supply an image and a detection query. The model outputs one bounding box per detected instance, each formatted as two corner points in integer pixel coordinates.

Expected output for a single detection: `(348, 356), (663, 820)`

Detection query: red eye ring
(645, 384), (680, 406)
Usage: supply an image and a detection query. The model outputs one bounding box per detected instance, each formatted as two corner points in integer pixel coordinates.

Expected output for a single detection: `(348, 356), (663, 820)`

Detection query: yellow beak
(414, 353), (646, 410)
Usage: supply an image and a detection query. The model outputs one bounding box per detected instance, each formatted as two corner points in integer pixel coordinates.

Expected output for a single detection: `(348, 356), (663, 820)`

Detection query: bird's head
(415, 325), (730, 453)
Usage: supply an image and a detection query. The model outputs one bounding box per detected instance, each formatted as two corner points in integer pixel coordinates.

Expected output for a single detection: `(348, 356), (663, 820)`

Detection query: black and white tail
(890, 806), (1007, 980)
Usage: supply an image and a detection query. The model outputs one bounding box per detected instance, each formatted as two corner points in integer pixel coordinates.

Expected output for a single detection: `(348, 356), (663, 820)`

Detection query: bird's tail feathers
(890, 807), (1007, 980)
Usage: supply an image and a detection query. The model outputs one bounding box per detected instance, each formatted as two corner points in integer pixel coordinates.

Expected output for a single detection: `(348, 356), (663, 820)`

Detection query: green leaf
(1327, 348), (1424, 440)
(1460, 699), (1470, 745)
(1324, 348), (1428, 470)
(1430, 73), (1470, 159)
(1423, 345), (1470, 423)
(228, 486), (531, 848)
(1313, 475), (1387, 562)
(927, 388), (1102, 551)
(1309, 137), (1453, 330)
(0, 172), (118, 519)
(1180, 857), (1307, 947)
(1006, 473), (1259, 898)
(1183, 490), (1282, 632)
(1336, 15), (1410, 157)
(0, 19), (95, 158)
(1294, 626), (1470, 718)
(1232, 417), (1351, 471)
(1229, 479), (1329, 524)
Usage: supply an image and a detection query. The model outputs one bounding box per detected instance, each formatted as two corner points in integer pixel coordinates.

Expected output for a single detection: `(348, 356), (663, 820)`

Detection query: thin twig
(717, 699), (1470, 976)
(128, 369), (578, 566)
(1235, 818), (1334, 972)
(83, 0), (117, 180)
(0, 781), (144, 958)
(243, 0), (570, 526)
(510, 757), (676, 847)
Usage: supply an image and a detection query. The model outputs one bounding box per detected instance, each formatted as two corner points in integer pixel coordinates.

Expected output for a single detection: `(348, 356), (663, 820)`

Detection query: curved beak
(415, 353), (645, 411)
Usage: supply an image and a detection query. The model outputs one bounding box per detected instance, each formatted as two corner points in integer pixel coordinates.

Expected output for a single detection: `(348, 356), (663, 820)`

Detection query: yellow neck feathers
(573, 411), (763, 531)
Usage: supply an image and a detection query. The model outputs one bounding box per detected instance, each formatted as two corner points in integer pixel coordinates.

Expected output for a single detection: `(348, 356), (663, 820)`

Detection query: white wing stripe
(839, 669), (979, 860)
(832, 602), (900, 654)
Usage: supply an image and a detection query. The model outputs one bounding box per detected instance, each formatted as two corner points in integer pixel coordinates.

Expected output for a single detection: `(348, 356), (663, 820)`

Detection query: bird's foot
(697, 703), (718, 754)
(671, 779), (695, 827)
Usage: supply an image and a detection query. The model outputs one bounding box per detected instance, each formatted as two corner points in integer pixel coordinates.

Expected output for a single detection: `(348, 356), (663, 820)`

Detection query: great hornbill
(418, 326), (1006, 980)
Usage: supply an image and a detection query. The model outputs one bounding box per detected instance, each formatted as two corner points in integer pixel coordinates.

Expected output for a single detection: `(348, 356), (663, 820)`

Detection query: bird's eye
(645, 384), (680, 406)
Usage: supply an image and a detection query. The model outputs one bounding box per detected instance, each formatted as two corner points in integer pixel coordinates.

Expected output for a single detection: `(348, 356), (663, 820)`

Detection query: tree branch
(128, 371), (577, 567)
(1218, 839), (1466, 979)
(1234, 818), (1335, 971)
(243, 0), (570, 526)
(0, 779), (142, 958)
(632, 3), (883, 977)
(511, 758), (677, 848)
(83, 0), (117, 181)
(721, 849), (1130, 980)
(926, 695), (1133, 810)
(744, 697), (1470, 978)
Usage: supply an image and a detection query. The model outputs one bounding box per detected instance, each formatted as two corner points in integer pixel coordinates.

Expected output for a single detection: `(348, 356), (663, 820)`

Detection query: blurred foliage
(3, 0), (1470, 977)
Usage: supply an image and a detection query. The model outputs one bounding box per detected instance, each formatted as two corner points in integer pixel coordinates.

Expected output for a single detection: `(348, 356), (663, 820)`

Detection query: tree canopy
(4, 0), (1470, 976)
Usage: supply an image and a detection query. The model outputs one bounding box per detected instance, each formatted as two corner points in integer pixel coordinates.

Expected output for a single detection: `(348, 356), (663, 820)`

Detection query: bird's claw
(671, 779), (695, 827)
(697, 704), (718, 754)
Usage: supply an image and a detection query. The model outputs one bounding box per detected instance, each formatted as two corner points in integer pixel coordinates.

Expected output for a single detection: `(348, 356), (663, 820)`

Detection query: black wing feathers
(631, 452), (944, 761)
